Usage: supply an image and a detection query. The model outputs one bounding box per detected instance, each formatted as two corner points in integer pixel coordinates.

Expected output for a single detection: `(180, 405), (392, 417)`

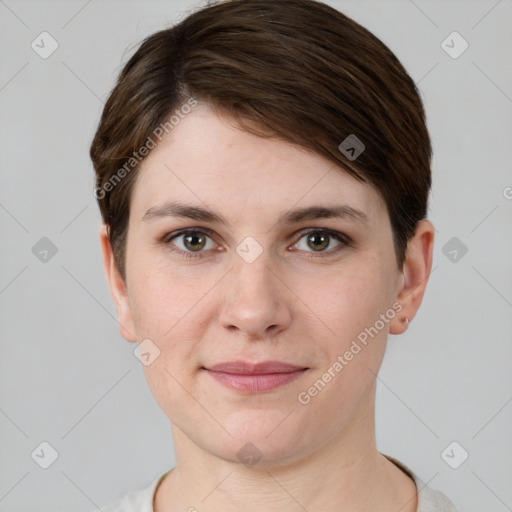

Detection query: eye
(162, 228), (351, 260)
(164, 229), (217, 258)
(292, 229), (350, 257)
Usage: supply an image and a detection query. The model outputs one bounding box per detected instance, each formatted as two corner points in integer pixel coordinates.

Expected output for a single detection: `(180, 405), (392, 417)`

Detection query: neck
(155, 387), (417, 512)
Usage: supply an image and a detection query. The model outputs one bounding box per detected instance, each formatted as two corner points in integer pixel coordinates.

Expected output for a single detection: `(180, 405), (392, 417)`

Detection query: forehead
(130, 104), (386, 227)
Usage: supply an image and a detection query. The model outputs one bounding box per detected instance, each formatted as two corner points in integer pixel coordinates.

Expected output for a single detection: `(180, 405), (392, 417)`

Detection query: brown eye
(306, 232), (330, 251)
(293, 229), (349, 256)
(183, 232), (207, 251)
(166, 229), (216, 256)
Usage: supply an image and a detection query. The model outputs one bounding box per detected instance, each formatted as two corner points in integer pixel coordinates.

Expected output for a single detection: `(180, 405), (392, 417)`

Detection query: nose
(218, 249), (292, 340)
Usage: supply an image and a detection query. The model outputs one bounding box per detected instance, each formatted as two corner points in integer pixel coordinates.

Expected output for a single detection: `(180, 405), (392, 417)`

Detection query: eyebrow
(141, 201), (369, 226)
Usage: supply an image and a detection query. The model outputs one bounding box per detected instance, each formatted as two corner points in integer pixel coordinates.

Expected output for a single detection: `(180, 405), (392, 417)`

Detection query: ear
(99, 224), (137, 342)
(389, 219), (435, 335)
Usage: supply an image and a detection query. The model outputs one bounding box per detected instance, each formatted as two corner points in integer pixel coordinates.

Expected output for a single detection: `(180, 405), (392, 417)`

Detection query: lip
(203, 360), (309, 393)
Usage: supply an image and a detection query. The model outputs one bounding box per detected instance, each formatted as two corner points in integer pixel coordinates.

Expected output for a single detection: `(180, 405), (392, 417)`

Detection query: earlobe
(99, 225), (137, 342)
(389, 219), (435, 335)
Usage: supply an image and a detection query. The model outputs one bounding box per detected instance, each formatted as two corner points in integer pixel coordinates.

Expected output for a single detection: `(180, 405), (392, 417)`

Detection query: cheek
(295, 272), (390, 424)
(127, 257), (207, 337)
(297, 260), (394, 402)
(126, 263), (204, 404)
(141, 363), (201, 434)
(137, 325), (202, 426)
(300, 262), (390, 336)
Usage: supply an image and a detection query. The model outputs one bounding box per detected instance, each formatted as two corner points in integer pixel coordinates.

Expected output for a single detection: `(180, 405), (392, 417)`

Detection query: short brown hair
(90, 0), (432, 281)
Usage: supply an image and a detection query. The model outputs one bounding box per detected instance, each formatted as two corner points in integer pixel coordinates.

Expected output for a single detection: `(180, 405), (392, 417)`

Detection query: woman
(90, 0), (459, 510)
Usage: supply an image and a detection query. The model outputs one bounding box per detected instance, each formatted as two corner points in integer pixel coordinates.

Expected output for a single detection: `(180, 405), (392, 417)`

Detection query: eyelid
(163, 227), (351, 258)
(291, 228), (350, 255)
(163, 227), (217, 242)
(294, 227), (348, 240)
(162, 228), (221, 259)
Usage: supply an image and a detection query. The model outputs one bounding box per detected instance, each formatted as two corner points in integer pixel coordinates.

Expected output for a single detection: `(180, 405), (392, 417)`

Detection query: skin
(100, 103), (434, 512)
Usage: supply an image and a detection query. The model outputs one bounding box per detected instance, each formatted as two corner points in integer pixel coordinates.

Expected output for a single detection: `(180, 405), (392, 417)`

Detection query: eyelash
(162, 228), (352, 260)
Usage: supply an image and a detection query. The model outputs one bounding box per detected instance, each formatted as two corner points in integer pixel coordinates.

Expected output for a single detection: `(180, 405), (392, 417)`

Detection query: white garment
(98, 455), (459, 511)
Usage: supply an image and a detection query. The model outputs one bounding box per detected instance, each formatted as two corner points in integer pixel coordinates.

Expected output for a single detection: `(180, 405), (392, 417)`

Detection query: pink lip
(203, 360), (308, 393)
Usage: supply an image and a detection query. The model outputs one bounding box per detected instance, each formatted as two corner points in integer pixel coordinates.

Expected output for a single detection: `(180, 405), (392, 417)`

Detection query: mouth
(202, 360), (309, 393)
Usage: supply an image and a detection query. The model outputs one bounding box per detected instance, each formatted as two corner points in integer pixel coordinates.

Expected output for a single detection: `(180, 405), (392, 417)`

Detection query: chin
(201, 409), (314, 469)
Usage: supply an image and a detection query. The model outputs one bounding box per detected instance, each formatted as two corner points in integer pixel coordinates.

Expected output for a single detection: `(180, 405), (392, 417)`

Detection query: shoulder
(95, 471), (170, 512)
(416, 482), (460, 512)
(383, 454), (460, 512)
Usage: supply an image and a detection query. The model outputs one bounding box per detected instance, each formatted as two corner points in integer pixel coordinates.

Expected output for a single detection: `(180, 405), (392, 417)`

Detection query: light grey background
(0, 0), (511, 511)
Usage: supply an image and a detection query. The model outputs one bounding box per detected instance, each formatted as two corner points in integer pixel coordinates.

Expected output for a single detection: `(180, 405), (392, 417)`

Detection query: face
(102, 103), (430, 467)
